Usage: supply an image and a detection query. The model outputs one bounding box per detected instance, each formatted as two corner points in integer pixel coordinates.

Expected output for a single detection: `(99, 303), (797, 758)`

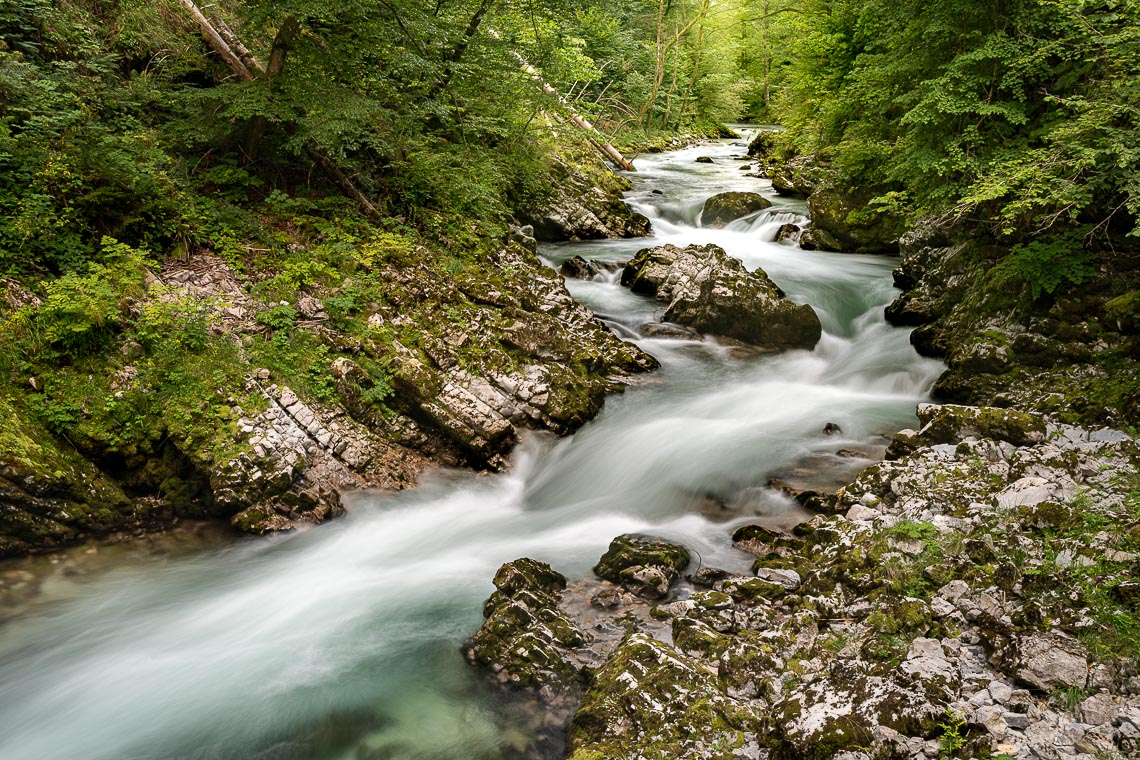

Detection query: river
(0, 129), (942, 759)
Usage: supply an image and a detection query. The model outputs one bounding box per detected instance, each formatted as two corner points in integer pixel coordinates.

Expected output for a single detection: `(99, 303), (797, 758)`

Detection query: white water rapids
(0, 128), (943, 759)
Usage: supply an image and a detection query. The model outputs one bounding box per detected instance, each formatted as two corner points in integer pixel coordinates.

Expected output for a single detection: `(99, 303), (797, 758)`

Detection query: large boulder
(0, 398), (134, 557)
(806, 186), (906, 254)
(593, 534), (691, 598)
(621, 243), (822, 350)
(747, 129), (780, 159)
(463, 558), (588, 691)
(702, 191), (772, 228)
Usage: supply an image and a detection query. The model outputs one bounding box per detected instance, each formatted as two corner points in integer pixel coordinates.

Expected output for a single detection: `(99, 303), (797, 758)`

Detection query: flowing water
(0, 129), (943, 760)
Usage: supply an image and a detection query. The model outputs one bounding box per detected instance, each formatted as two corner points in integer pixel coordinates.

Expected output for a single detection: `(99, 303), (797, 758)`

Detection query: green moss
(866, 597), (933, 635)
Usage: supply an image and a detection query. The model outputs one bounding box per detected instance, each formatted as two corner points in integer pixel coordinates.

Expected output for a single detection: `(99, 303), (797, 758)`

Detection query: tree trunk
(247, 17), (301, 161)
(429, 0), (496, 99)
(176, 0), (382, 219)
(175, 0), (254, 81)
(508, 46), (635, 171)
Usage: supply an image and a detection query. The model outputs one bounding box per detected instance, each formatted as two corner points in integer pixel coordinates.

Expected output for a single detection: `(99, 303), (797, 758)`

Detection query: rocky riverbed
(467, 404), (1140, 760)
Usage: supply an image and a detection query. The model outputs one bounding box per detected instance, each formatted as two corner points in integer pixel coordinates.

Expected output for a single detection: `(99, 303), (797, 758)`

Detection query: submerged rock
(621, 243), (822, 350)
(775, 223), (801, 244)
(695, 155), (715, 164)
(701, 191), (772, 228)
(593, 534), (691, 598)
(559, 255), (604, 280)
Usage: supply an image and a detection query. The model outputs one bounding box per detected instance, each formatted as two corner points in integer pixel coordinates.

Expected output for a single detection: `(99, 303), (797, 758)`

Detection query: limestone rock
(914, 403), (1047, 448)
(463, 558), (588, 692)
(620, 243), (822, 350)
(560, 255), (604, 280)
(566, 633), (764, 759)
(521, 156), (651, 241)
(806, 186), (905, 254)
(1009, 633), (1089, 691)
(768, 155), (832, 198)
(593, 534), (691, 598)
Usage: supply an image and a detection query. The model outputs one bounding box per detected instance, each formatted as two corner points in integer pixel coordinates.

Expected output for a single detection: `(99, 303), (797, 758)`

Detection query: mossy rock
(720, 576), (787, 602)
(1106, 291), (1140, 334)
(866, 597), (933, 635)
(701, 192), (772, 228)
(0, 396), (132, 556)
(464, 558), (587, 692)
(567, 633), (763, 759)
(806, 186), (906, 254)
(593, 534), (691, 598)
(915, 403), (1047, 447)
(491, 556), (567, 596)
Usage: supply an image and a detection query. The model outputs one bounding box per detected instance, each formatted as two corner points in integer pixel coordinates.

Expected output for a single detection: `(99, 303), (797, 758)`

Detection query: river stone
(559, 255), (603, 280)
(755, 567), (801, 591)
(701, 191), (772, 227)
(769, 155), (832, 198)
(770, 664), (943, 758)
(695, 155), (715, 163)
(775, 223), (801, 244)
(593, 534), (691, 598)
(463, 558), (588, 692)
(914, 404), (1047, 448)
(620, 243), (822, 350)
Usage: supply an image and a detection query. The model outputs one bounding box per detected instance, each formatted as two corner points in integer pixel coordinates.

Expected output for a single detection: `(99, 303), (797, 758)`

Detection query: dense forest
(0, 0), (1138, 538)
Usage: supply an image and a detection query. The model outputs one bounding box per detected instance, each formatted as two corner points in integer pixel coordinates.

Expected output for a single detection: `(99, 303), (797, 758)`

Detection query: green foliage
(772, 0), (1140, 241)
(0, 237), (148, 364)
(885, 519), (939, 543)
(937, 707), (967, 758)
(988, 230), (1099, 301)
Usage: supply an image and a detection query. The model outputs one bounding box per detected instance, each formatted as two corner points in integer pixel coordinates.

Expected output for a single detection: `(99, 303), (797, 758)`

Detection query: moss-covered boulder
(747, 129), (780, 159)
(0, 397), (133, 557)
(913, 403), (1047, 448)
(520, 151), (651, 241)
(620, 244), (822, 350)
(770, 664), (944, 759)
(806, 186), (906, 254)
(463, 558), (589, 692)
(566, 633), (764, 760)
(701, 191), (772, 228)
(768, 155), (832, 198)
(593, 534), (691, 598)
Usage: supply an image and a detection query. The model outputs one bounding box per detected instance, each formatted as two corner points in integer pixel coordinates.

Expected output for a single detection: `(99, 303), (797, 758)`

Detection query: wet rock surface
(881, 219), (1140, 431)
(805, 186), (906, 254)
(620, 243), (822, 350)
(702, 191), (773, 228)
(593, 534), (692, 598)
(468, 404), (1140, 759)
